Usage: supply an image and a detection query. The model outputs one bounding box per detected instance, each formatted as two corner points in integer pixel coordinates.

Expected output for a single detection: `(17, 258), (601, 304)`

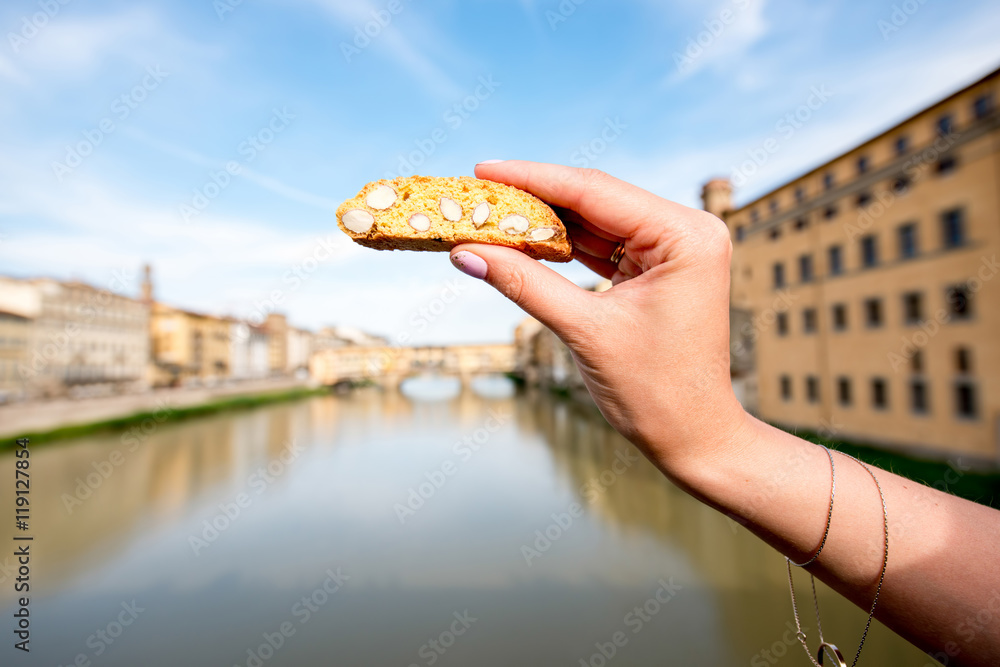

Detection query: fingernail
(450, 251), (488, 280)
(477, 159), (505, 165)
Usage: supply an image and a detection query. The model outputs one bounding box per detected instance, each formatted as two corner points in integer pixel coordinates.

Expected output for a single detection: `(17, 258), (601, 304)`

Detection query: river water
(1, 378), (931, 666)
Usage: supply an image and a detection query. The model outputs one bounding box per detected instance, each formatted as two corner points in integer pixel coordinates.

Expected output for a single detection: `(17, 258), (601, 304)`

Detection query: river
(1, 378), (931, 666)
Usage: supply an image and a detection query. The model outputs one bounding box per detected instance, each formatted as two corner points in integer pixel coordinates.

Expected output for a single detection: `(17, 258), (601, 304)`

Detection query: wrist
(644, 398), (762, 500)
(664, 414), (841, 564)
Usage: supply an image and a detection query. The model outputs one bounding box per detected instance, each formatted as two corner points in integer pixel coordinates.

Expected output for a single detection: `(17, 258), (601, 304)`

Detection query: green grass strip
(789, 427), (1000, 509)
(1, 386), (330, 449)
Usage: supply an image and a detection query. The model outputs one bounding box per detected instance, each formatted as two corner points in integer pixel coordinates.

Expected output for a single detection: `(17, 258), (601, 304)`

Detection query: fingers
(450, 244), (590, 339)
(554, 207), (621, 243)
(475, 160), (694, 241)
(566, 221), (619, 260)
(567, 222), (643, 281)
(617, 254), (642, 278)
(573, 251), (618, 280)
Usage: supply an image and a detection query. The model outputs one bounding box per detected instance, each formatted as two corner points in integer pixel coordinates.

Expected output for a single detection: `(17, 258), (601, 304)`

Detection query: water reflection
(1, 382), (928, 666)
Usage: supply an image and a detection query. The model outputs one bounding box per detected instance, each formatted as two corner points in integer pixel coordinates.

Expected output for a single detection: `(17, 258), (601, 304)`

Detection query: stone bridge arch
(310, 344), (516, 389)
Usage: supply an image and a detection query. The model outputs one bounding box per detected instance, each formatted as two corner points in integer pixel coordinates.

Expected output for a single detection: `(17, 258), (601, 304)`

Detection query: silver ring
(818, 642), (847, 667)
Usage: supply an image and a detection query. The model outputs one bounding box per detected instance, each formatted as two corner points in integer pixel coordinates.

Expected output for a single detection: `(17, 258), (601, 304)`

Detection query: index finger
(473, 160), (695, 241)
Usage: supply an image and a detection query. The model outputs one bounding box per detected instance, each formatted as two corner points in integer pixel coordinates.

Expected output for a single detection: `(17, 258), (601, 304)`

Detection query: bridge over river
(309, 343), (516, 388)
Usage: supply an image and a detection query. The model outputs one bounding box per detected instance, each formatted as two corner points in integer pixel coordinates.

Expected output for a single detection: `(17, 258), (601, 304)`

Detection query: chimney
(701, 178), (733, 219)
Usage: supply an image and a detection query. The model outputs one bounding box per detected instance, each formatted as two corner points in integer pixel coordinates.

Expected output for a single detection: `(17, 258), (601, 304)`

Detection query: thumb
(450, 244), (589, 338)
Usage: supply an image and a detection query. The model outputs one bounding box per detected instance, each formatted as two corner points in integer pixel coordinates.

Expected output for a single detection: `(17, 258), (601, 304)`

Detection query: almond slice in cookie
(500, 215), (530, 235)
(366, 185), (397, 210)
(342, 209), (375, 233)
(472, 202), (491, 228)
(529, 228), (557, 241)
(408, 213), (431, 232)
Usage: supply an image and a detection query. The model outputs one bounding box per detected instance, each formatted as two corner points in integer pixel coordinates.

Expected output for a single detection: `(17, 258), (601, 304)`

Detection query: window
(799, 255), (814, 283)
(823, 173), (835, 190)
(777, 312), (789, 336)
(894, 136), (909, 156)
(769, 227), (782, 241)
(946, 285), (972, 320)
(861, 235), (878, 268)
(806, 376), (820, 403)
(911, 380), (929, 414)
(837, 377), (852, 406)
(769, 199), (779, 214)
(832, 303), (848, 331)
(803, 308), (817, 334)
(955, 382), (978, 419)
(857, 156), (870, 174)
(973, 94), (993, 120)
(898, 223), (918, 259)
(937, 114), (954, 136)
(936, 155), (958, 175)
(892, 175), (911, 194)
(735, 226), (745, 242)
(856, 191), (873, 208)
(871, 378), (888, 410)
(828, 245), (843, 276)
(864, 298), (883, 328)
(911, 350), (924, 374)
(795, 186), (806, 203)
(955, 347), (972, 373)
(773, 263), (785, 289)
(751, 209), (760, 224)
(794, 217), (809, 231)
(942, 208), (965, 248)
(823, 205), (838, 220)
(903, 292), (923, 325)
(780, 375), (792, 401)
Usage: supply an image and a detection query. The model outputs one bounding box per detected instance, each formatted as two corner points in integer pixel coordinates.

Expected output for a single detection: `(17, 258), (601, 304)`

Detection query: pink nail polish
(477, 159), (505, 165)
(450, 251), (488, 280)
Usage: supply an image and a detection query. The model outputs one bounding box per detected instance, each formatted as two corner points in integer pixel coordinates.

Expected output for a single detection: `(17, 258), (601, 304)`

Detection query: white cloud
(613, 12), (1000, 210)
(665, 0), (770, 83)
(123, 128), (342, 212)
(0, 52), (27, 83)
(8, 8), (160, 79)
(0, 142), (363, 313)
(294, 0), (464, 100)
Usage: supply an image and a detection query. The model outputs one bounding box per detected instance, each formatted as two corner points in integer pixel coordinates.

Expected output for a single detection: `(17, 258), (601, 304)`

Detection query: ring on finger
(609, 243), (626, 264)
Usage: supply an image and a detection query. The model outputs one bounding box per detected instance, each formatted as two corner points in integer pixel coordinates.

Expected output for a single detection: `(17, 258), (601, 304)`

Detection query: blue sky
(2, 0), (999, 344)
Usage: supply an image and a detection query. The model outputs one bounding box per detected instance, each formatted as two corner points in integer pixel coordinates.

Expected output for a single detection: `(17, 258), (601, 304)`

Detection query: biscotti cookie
(336, 176), (573, 262)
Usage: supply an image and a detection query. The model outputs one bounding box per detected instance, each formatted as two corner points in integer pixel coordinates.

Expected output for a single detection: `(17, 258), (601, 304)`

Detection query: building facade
(0, 310), (31, 401)
(150, 303), (232, 386)
(286, 326), (314, 375)
(710, 68), (999, 461)
(264, 313), (289, 375)
(229, 321), (271, 380)
(0, 276), (150, 397)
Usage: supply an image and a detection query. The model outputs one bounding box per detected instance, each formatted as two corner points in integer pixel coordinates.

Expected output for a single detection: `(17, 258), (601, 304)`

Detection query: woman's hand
(450, 160), (751, 481)
(451, 161), (1000, 665)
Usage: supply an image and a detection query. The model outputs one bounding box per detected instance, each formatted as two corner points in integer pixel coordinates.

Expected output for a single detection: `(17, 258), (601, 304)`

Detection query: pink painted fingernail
(477, 159), (505, 165)
(450, 251), (487, 280)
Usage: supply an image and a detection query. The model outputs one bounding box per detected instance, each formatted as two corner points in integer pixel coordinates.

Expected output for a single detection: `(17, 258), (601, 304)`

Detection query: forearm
(666, 413), (1000, 666)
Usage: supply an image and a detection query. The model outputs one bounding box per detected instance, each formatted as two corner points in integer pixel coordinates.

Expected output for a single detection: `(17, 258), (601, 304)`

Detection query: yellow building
(708, 67), (999, 461)
(265, 313), (288, 376)
(0, 310), (31, 401)
(150, 303), (232, 386)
